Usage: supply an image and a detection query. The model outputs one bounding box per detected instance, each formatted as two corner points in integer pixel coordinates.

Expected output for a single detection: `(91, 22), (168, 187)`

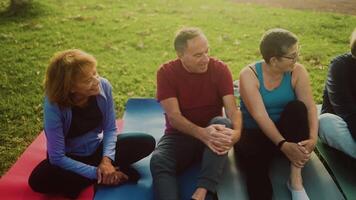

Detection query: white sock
(287, 180), (310, 200)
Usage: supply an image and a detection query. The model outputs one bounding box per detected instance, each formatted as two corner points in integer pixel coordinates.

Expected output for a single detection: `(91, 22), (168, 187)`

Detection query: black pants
(28, 132), (155, 198)
(150, 117), (232, 200)
(234, 100), (309, 200)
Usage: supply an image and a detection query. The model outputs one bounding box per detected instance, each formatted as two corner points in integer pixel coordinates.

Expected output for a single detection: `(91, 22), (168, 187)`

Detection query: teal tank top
(240, 62), (296, 129)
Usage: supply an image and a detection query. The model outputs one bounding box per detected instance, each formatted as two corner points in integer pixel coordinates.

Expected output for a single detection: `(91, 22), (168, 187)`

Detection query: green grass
(0, 0), (355, 176)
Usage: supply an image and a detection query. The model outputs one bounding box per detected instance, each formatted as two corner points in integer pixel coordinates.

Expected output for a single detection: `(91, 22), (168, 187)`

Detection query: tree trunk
(9, 0), (31, 12)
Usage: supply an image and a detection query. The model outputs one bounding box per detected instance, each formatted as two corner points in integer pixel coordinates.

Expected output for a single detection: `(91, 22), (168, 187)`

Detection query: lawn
(0, 0), (355, 176)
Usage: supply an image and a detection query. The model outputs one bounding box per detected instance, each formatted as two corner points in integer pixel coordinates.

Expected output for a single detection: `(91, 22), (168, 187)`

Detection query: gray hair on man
(174, 27), (206, 53)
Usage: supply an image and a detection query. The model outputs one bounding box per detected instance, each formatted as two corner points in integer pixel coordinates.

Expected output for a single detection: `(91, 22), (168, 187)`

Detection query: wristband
(277, 139), (287, 149)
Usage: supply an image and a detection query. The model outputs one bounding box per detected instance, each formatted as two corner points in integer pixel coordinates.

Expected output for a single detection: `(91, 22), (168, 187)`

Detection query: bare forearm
(168, 113), (205, 141)
(255, 116), (284, 145)
(229, 109), (242, 143)
(307, 105), (318, 141)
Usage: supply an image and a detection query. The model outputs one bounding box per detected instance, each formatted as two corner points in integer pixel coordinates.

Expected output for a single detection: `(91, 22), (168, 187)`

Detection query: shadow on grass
(0, 1), (48, 24)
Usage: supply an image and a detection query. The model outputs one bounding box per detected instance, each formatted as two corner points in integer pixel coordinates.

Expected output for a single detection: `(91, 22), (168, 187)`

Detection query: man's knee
(209, 116), (232, 128)
(150, 150), (175, 175)
(319, 113), (341, 137)
(150, 151), (162, 172)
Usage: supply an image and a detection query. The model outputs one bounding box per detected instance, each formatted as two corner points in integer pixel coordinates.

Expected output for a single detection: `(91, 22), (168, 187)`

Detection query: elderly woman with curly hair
(28, 49), (155, 198)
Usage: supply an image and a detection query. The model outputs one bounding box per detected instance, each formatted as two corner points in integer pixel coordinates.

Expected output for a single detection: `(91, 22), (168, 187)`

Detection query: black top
(321, 53), (356, 140)
(67, 96), (103, 139)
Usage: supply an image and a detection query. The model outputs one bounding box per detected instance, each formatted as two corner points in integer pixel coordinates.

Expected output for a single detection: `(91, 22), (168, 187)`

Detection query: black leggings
(234, 100), (309, 200)
(28, 132), (155, 198)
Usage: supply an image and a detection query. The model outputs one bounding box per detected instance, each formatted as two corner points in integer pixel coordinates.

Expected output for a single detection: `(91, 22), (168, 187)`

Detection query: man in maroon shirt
(150, 27), (242, 200)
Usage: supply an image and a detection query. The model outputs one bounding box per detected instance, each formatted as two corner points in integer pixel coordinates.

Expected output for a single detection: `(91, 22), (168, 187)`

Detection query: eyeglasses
(280, 53), (299, 62)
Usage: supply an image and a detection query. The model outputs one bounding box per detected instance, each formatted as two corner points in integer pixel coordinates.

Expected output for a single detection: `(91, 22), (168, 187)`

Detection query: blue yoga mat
(316, 141), (355, 200)
(217, 150), (345, 200)
(95, 98), (199, 200)
(95, 99), (344, 200)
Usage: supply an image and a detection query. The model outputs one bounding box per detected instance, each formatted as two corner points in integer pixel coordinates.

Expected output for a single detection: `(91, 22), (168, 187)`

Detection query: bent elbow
(48, 154), (64, 167)
(167, 114), (179, 128)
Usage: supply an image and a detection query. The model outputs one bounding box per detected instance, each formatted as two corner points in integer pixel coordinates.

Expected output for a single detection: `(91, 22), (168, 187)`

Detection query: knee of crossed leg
(209, 116), (232, 128)
(150, 150), (176, 175)
(28, 170), (46, 193)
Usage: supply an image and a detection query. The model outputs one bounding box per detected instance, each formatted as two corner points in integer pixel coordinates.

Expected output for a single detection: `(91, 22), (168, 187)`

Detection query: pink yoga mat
(0, 119), (123, 200)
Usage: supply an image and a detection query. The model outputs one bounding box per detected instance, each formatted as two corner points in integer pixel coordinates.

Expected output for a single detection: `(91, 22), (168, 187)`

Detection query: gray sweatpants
(150, 117), (232, 200)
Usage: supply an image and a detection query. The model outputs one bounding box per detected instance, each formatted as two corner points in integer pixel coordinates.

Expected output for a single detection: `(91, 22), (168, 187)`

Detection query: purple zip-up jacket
(44, 77), (117, 179)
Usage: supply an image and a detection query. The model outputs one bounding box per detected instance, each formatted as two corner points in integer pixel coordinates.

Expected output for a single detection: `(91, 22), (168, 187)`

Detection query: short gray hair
(260, 28), (298, 63)
(174, 27), (204, 53)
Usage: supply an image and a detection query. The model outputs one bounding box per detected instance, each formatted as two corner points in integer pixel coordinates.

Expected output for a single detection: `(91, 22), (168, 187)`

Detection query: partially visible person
(28, 49), (155, 198)
(150, 27), (242, 200)
(319, 28), (356, 159)
(236, 28), (318, 200)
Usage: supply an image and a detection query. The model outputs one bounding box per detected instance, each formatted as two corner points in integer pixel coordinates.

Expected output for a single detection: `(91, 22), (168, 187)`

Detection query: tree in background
(8, 0), (31, 14)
